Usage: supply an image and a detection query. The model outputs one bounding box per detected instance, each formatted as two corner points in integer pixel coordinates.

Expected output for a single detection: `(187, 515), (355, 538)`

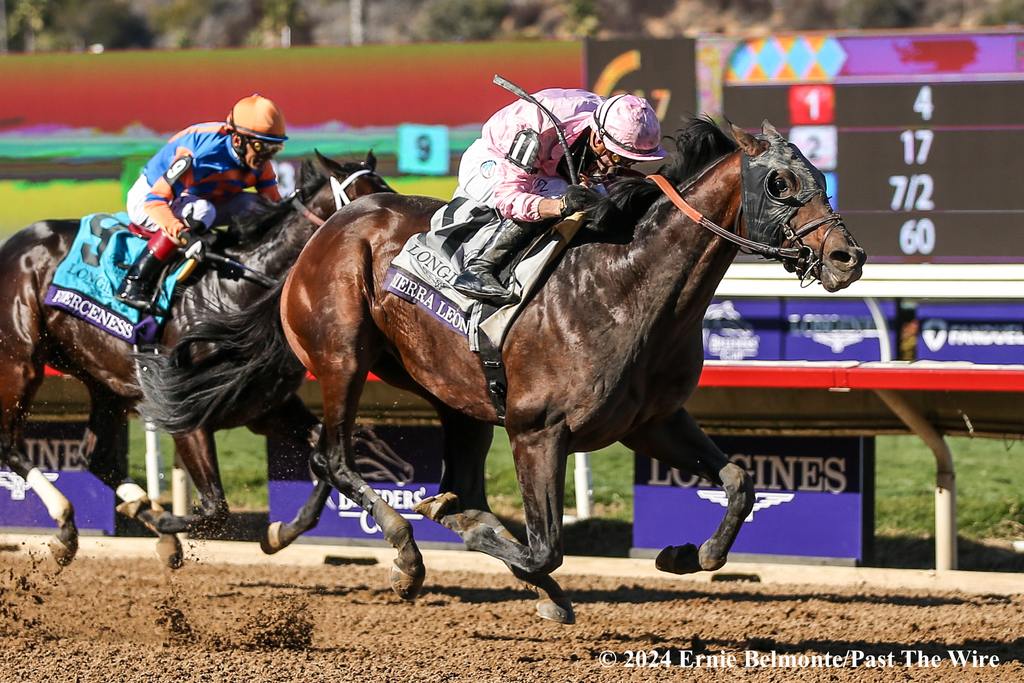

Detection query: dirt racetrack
(0, 547), (1020, 682)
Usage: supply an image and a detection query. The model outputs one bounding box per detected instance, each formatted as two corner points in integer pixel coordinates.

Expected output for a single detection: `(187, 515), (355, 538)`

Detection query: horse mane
(227, 159), (329, 247)
(587, 115), (738, 234)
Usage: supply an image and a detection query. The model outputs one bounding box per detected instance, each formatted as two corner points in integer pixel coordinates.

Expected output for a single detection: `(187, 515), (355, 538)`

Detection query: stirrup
(116, 281), (157, 311)
(453, 271), (518, 306)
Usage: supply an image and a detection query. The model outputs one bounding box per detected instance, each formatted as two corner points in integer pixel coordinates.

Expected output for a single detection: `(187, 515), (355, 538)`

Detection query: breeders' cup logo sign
(323, 426), (427, 535)
(703, 301), (761, 361)
(326, 485), (429, 535)
(268, 424), (460, 544)
(634, 436), (873, 562)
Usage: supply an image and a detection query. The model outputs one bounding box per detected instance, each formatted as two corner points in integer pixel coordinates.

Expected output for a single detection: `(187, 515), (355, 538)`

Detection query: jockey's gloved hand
(183, 215), (210, 235)
(560, 185), (601, 218)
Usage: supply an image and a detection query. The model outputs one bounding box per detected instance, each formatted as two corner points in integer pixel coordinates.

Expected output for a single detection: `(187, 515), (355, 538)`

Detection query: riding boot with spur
(116, 231), (179, 311)
(116, 249), (165, 311)
(453, 220), (538, 306)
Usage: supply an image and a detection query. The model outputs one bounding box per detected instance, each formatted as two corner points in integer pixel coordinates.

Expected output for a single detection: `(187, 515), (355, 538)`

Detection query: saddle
(46, 213), (269, 345)
(387, 203), (585, 420)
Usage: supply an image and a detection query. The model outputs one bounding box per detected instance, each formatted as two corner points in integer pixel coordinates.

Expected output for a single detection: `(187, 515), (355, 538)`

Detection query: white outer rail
(717, 262), (1024, 298)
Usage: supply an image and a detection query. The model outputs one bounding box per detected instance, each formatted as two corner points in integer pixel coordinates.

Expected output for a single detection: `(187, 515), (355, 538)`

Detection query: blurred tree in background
(1, 0), (1022, 53)
(411, 0), (507, 41)
(984, 0), (1024, 24)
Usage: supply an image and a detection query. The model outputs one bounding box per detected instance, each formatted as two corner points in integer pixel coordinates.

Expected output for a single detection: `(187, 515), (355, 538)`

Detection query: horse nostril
(829, 249), (853, 265)
(828, 247), (866, 269)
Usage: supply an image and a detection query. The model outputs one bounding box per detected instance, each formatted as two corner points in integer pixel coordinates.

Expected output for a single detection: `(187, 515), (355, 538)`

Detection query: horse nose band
(780, 204), (847, 286)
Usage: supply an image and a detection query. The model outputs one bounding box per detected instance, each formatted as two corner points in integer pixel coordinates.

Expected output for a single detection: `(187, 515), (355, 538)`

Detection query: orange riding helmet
(226, 94), (288, 142)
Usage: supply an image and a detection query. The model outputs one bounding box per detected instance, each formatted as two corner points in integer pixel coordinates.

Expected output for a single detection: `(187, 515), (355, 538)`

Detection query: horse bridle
(778, 206), (844, 285)
(331, 169), (374, 210)
(289, 167), (380, 227)
(648, 160), (845, 285)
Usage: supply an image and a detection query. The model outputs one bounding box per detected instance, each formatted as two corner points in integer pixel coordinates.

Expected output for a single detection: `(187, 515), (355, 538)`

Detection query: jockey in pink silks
(451, 88), (666, 305)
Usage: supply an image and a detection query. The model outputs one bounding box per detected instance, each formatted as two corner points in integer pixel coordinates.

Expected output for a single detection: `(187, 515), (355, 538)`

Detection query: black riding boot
(453, 220), (538, 306)
(115, 248), (166, 311)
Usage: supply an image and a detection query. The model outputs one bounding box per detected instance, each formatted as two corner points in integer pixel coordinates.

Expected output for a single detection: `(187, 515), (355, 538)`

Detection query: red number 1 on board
(789, 85), (835, 125)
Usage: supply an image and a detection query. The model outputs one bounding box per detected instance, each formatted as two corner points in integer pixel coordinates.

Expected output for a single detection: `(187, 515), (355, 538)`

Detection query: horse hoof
(115, 498), (145, 519)
(389, 561), (425, 602)
(260, 521), (284, 555)
(156, 533), (184, 570)
(48, 536), (78, 568)
(698, 542), (727, 571)
(413, 492), (459, 522)
(536, 598), (575, 625)
(655, 543), (701, 575)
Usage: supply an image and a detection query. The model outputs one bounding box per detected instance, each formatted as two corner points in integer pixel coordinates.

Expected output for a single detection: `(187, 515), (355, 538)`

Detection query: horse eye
(769, 175), (789, 196)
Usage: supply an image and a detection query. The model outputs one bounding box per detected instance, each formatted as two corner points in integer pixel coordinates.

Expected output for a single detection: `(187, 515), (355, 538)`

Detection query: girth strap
(475, 302), (508, 423)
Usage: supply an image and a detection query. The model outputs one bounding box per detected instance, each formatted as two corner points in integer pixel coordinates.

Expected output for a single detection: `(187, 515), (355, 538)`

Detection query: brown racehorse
(0, 151), (391, 567)
(176, 118), (866, 623)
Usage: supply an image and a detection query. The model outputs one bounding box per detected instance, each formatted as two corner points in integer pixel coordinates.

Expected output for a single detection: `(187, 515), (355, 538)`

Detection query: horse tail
(136, 277), (301, 434)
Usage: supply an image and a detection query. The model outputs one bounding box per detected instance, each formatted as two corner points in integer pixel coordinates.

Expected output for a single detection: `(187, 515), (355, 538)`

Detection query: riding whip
(492, 74), (580, 185)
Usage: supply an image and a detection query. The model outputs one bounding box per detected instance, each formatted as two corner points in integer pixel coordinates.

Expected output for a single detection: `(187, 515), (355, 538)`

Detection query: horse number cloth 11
(45, 212), (186, 345)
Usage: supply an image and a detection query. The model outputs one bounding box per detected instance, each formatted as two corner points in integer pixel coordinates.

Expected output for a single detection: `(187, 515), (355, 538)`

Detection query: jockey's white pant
(126, 173), (263, 232)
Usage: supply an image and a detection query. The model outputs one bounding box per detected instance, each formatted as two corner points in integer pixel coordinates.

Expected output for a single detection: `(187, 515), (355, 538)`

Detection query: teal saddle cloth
(46, 212), (188, 344)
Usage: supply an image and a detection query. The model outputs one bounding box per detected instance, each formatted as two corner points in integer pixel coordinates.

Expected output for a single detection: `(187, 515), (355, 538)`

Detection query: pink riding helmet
(591, 94), (667, 162)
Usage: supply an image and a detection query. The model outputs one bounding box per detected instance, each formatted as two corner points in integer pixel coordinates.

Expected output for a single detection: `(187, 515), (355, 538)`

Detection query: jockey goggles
(245, 136), (284, 163)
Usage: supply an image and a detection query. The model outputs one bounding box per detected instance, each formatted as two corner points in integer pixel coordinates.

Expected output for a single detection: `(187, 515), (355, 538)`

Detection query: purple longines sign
(917, 302), (1024, 364)
(634, 436), (874, 564)
(268, 424), (460, 545)
(0, 421), (116, 534)
(784, 299), (897, 362)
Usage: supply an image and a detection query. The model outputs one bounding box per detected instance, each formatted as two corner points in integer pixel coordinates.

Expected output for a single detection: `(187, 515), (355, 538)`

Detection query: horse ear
(299, 159), (318, 185)
(730, 122), (765, 156)
(364, 150), (377, 171)
(314, 148), (344, 177)
(762, 119), (783, 140)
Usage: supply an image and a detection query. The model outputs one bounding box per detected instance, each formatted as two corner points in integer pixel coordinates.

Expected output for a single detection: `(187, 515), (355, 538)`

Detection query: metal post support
(172, 454), (191, 521)
(864, 296), (893, 362)
(573, 452), (593, 520)
(144, 422), (163, 501)
(874, 388), (957, 570)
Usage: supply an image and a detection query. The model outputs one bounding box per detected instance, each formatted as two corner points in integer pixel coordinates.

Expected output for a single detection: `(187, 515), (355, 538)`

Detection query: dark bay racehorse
(0, 151), (391, 567)
(151, 118), (866, 622)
